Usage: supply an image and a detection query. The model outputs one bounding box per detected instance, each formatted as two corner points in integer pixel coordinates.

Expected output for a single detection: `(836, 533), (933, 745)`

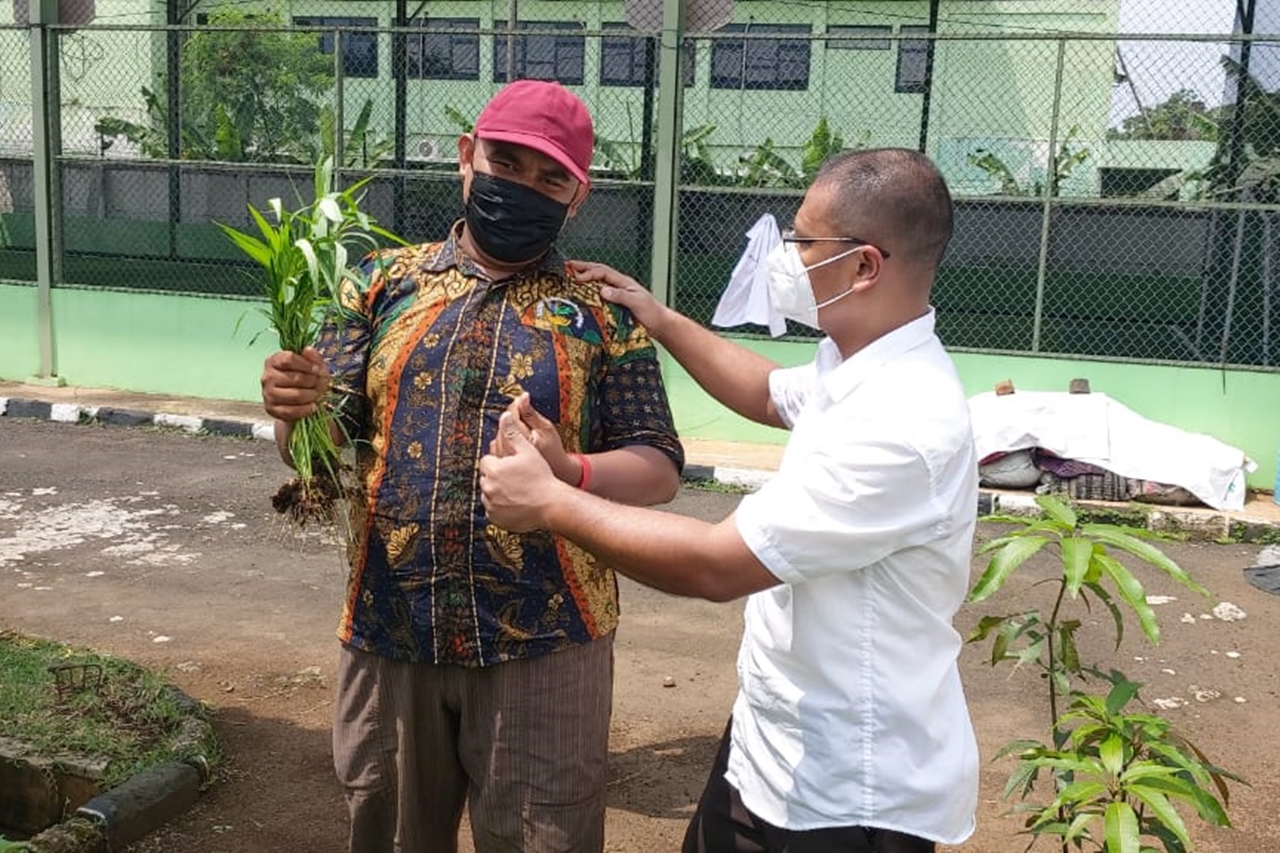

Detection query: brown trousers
(332, 636), (614, 853)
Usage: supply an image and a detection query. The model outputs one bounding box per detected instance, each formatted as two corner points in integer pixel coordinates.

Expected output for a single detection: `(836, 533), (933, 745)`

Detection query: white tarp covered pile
(968, 391), (1256, 511)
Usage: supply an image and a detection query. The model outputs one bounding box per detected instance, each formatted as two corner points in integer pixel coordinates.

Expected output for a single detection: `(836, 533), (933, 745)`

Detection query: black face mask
(464, 172), (570, 265)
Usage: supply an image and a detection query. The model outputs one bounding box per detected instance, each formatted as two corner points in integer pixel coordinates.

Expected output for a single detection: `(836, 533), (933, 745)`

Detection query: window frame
(408, 17), (480, 81)
(710, 23), (811, 92)
(292, 16), (380, 80)
(492, 20), (586, 85)
(599, 22), (696, 88)
(895, 25), (932, 94)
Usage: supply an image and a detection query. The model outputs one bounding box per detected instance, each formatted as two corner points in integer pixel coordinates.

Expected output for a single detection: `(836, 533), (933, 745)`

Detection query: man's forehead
(794, 183), (835, 226)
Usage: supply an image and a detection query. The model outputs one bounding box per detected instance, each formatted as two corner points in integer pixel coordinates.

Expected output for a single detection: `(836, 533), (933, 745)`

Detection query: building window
(600, 23), (695, 87)
(293, 16), (379, 79)
(826, 25), (891, 51)
(408, 18), (479, 80)
(895, 26), (931, 93)
(493, 20), (585, 85)
(711, 23), (810, 91)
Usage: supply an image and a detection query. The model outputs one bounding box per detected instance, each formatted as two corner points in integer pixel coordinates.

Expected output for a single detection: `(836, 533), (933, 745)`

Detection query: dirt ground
(2, 417), (1278, 853)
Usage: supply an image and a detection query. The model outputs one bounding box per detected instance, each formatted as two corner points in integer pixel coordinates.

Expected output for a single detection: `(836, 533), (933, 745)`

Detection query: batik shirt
(316, 225), (684, 667)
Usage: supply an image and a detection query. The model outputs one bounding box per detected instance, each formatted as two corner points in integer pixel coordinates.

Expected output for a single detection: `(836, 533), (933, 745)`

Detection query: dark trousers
(682, 720), (936, 853)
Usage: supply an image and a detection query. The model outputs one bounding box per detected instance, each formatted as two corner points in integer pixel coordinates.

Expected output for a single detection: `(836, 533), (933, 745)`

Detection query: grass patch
(681, 476), (756, 495)
(0, 631), (213, 790)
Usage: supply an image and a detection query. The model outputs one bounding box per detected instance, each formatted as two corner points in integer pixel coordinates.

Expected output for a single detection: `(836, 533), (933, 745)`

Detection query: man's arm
(497, 393), (679, 505)
(482, 412), (779, 602)
(571, 261), (787, 429)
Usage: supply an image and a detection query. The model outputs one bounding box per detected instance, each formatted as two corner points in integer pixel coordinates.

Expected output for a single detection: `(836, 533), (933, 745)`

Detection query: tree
(96, 10), (335, 163)
(1108, 89), (1221, 143)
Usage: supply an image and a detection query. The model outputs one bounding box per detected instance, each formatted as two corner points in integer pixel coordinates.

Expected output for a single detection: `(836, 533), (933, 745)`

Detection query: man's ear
(457, 134), (476, 178)
(852, 246), (884, 290)
(566, 182), (590, 219)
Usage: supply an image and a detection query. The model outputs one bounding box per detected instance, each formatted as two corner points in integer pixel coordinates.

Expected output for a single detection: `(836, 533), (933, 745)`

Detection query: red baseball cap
(474, 80), (594, 185)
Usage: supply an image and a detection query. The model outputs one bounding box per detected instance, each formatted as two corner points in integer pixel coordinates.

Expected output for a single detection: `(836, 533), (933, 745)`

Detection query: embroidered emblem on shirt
(531, 297), (603, 344)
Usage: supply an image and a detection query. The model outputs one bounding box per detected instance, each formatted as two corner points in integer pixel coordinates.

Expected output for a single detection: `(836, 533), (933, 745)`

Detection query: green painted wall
(662, 341), (1280, 492)
(2, 284), (1274, 492)
(0, 284), (274, 398)
(0, 284), (40, 377)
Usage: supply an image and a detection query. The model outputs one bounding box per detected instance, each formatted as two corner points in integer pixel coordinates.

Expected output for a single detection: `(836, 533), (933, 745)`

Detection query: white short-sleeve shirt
(729, 309), (980, 843)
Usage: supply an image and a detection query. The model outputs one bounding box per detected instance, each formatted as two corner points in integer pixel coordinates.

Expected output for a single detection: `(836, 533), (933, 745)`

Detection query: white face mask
(765, 242), (860, 330)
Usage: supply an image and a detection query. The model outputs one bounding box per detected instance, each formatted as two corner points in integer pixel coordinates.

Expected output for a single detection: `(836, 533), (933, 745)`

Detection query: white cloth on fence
(968, 390), (1256, 511)
(712, 213), (788, 337)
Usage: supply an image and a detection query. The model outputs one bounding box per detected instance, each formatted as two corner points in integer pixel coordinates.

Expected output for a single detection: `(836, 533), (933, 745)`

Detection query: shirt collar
(819, 308), (938, 402)
(426, 219), (568, 282)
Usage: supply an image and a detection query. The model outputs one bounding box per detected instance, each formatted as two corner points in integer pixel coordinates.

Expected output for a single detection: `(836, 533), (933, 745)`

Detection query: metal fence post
(333, 28), (345, 173)
(29, 0), (65, 384)
(648, 0), (685, 309)
(1030, 37), (1066, 354)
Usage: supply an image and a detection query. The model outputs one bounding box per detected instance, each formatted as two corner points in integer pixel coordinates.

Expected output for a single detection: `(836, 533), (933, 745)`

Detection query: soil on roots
(270, 471), (345, 528)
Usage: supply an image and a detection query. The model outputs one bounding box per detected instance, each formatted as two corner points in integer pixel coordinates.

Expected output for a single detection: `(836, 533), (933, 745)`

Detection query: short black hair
(814, 148), (953, 273)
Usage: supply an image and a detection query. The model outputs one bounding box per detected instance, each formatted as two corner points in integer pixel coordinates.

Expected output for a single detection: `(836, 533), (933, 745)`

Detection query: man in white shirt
(479, 148), (979, 852)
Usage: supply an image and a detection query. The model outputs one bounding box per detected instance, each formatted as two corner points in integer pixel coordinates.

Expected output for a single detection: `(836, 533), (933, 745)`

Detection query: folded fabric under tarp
(968, 391), (1255, 511)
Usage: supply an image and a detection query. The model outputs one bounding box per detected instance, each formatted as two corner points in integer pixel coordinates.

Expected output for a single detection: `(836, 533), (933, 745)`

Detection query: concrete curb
(17, 687), (214, 853)
(3, 394), (1278, 542)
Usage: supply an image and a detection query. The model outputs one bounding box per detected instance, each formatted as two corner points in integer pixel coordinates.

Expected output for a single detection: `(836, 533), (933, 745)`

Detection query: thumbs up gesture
(480, 408), (567, 532)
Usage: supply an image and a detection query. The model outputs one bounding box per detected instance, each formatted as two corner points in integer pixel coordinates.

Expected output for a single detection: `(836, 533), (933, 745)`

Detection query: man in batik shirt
(260, 80), (684, 853)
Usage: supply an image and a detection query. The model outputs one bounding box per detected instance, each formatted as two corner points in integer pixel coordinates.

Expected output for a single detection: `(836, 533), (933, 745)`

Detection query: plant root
(271, 470), (344, 528)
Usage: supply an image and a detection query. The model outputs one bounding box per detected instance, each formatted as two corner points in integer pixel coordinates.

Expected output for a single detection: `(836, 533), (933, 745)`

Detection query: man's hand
(570, 260), (670, 336)
(480, 411), (568, 532)
(491, 393), (583, 486)
(261, 347), (330, 422)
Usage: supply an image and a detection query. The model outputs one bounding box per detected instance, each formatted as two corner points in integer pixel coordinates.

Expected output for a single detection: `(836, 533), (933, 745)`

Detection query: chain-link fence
(1, 0), (1278, 369)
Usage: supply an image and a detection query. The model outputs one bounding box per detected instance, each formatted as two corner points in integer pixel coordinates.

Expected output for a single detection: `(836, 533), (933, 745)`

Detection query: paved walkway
(3, 379), (1277, 534)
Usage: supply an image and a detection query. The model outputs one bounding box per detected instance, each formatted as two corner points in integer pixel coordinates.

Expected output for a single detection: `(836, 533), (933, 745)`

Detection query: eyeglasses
(781, 228), (890, 259)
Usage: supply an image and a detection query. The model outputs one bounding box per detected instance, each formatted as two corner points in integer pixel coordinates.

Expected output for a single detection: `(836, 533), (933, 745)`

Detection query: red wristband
(573, 453), (592, 491)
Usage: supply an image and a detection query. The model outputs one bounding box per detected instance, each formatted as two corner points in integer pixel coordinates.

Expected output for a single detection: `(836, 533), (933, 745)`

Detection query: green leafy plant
(968, 126), (1091, 197)
(95, 9), (333, 163)
(968, 494), (1241, 852)
(0, 836), (30, 852)
(1107, 89), (1220, 143)
(737, 138), (800, 187)
(316, 98), (395, 170)
(801, 116), (852, 182)
(218, 158), (403, 523)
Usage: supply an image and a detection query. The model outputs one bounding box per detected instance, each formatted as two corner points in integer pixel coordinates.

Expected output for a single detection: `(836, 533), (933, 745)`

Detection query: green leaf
(1100, 733), (1125, 776)
(1002, 759), (1041, 800)
(1057, 620), (1083, 675)
(1104, 800), (1140, 853)
(216, 223), (273, 269)
(1063, 811), (1098, 845)
(1126, 785), (1191, 847)
(1083, 581), (1126, 650)
(969, 535), (1050, 602)
(1094, 552), (1161, 644)
(994, 739), (1049, 762)
(1105, 676), (1142, 716)
(1083, 525), (1209, 596)
(1036, 493), (1077, 528)
(1052, 779), (1109, 809)
(1062, 536), (1092, 597)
